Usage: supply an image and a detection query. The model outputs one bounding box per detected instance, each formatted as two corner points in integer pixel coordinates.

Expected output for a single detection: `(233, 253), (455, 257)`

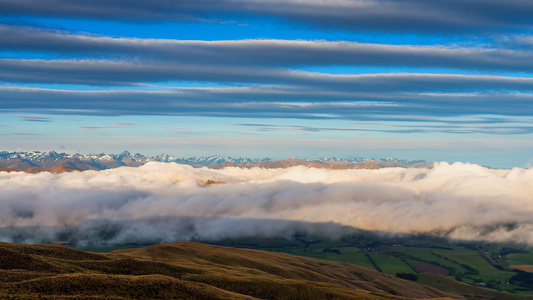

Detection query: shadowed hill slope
(0, 242), (459, 299)
(417, 274), (533, 300)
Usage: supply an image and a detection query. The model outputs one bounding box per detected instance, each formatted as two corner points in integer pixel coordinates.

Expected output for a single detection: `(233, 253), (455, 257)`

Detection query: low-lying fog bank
(1, 162), (532, 244)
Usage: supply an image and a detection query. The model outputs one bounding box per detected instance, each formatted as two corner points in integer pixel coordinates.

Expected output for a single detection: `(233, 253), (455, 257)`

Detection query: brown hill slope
(0, 165), (82, 174)
(417, 274), (533, 300)
(112, 242), (459, 299)
(0, 242), (459, 299)
(3, 158), (36, 169)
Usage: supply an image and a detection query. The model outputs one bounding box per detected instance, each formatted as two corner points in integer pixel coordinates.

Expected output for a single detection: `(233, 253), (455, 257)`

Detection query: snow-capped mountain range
(0, 151), (428, 172)
(0, 151), (270, 170)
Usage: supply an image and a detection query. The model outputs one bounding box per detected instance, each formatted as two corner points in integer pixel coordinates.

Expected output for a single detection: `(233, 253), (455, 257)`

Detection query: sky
(1, 0), (533, 168)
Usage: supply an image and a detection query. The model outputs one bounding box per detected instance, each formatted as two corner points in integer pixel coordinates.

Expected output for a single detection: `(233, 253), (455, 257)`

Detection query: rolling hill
(0, 241), (458, 299)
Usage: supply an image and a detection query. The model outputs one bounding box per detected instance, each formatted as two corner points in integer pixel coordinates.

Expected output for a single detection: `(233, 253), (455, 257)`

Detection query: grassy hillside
(0, 242), (459, 300)
(417, 273), (533, 300)
(209, 234), (533, 296)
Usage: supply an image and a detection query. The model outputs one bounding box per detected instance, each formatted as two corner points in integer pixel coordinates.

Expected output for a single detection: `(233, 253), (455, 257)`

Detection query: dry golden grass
(0, 242), (460, 299)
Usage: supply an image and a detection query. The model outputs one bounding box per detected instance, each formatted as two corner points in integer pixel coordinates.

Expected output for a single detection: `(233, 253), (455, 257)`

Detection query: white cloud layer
(1, 162), (532, 244)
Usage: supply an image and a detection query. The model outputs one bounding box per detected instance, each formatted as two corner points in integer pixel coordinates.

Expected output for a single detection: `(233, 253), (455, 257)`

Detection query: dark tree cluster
(500, 247), (528, 256)
(322, 248), (341, 255)
(510, 271), (533, 289)
(396, 273), (418, 281)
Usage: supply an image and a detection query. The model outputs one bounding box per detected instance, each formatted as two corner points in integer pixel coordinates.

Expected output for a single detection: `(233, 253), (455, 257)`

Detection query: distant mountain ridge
(0, 151), (430, 173)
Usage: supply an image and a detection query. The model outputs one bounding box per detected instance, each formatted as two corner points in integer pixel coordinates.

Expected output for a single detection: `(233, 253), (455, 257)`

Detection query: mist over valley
(1, 161), (531, 246)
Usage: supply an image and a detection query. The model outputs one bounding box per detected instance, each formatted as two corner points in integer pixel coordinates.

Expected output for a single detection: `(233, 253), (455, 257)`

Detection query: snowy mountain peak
(0, 151), (427, 171)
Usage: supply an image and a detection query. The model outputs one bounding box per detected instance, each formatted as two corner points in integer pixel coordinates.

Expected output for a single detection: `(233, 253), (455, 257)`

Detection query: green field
(432, 248), (518, 281)
(417, 273), (533, 300)
(289, 241), (533, 295)
(367, 252), (414, 274)
(393, 247), (470, 274)
(506, 253), (533, 266)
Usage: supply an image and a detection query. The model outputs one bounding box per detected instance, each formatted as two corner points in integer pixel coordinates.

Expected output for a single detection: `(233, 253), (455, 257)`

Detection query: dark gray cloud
(352, 116), (533, 125)
(11, 131), (43, 136)
(236, 123), (364, 133)
(347, 126), (533, 135)
(1, 0), (533, 33)
(2, 58), (533, 93)
(234, 122), (533, 135)
(3, 25), (533, 72)
(113, 122), (137, 127)
(78, 126), (112, 131)
(506, 35), (533, 49)
(170, 129), (255, 136)
(16, 115), (52, 122)
(2, 87), (533, 121)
